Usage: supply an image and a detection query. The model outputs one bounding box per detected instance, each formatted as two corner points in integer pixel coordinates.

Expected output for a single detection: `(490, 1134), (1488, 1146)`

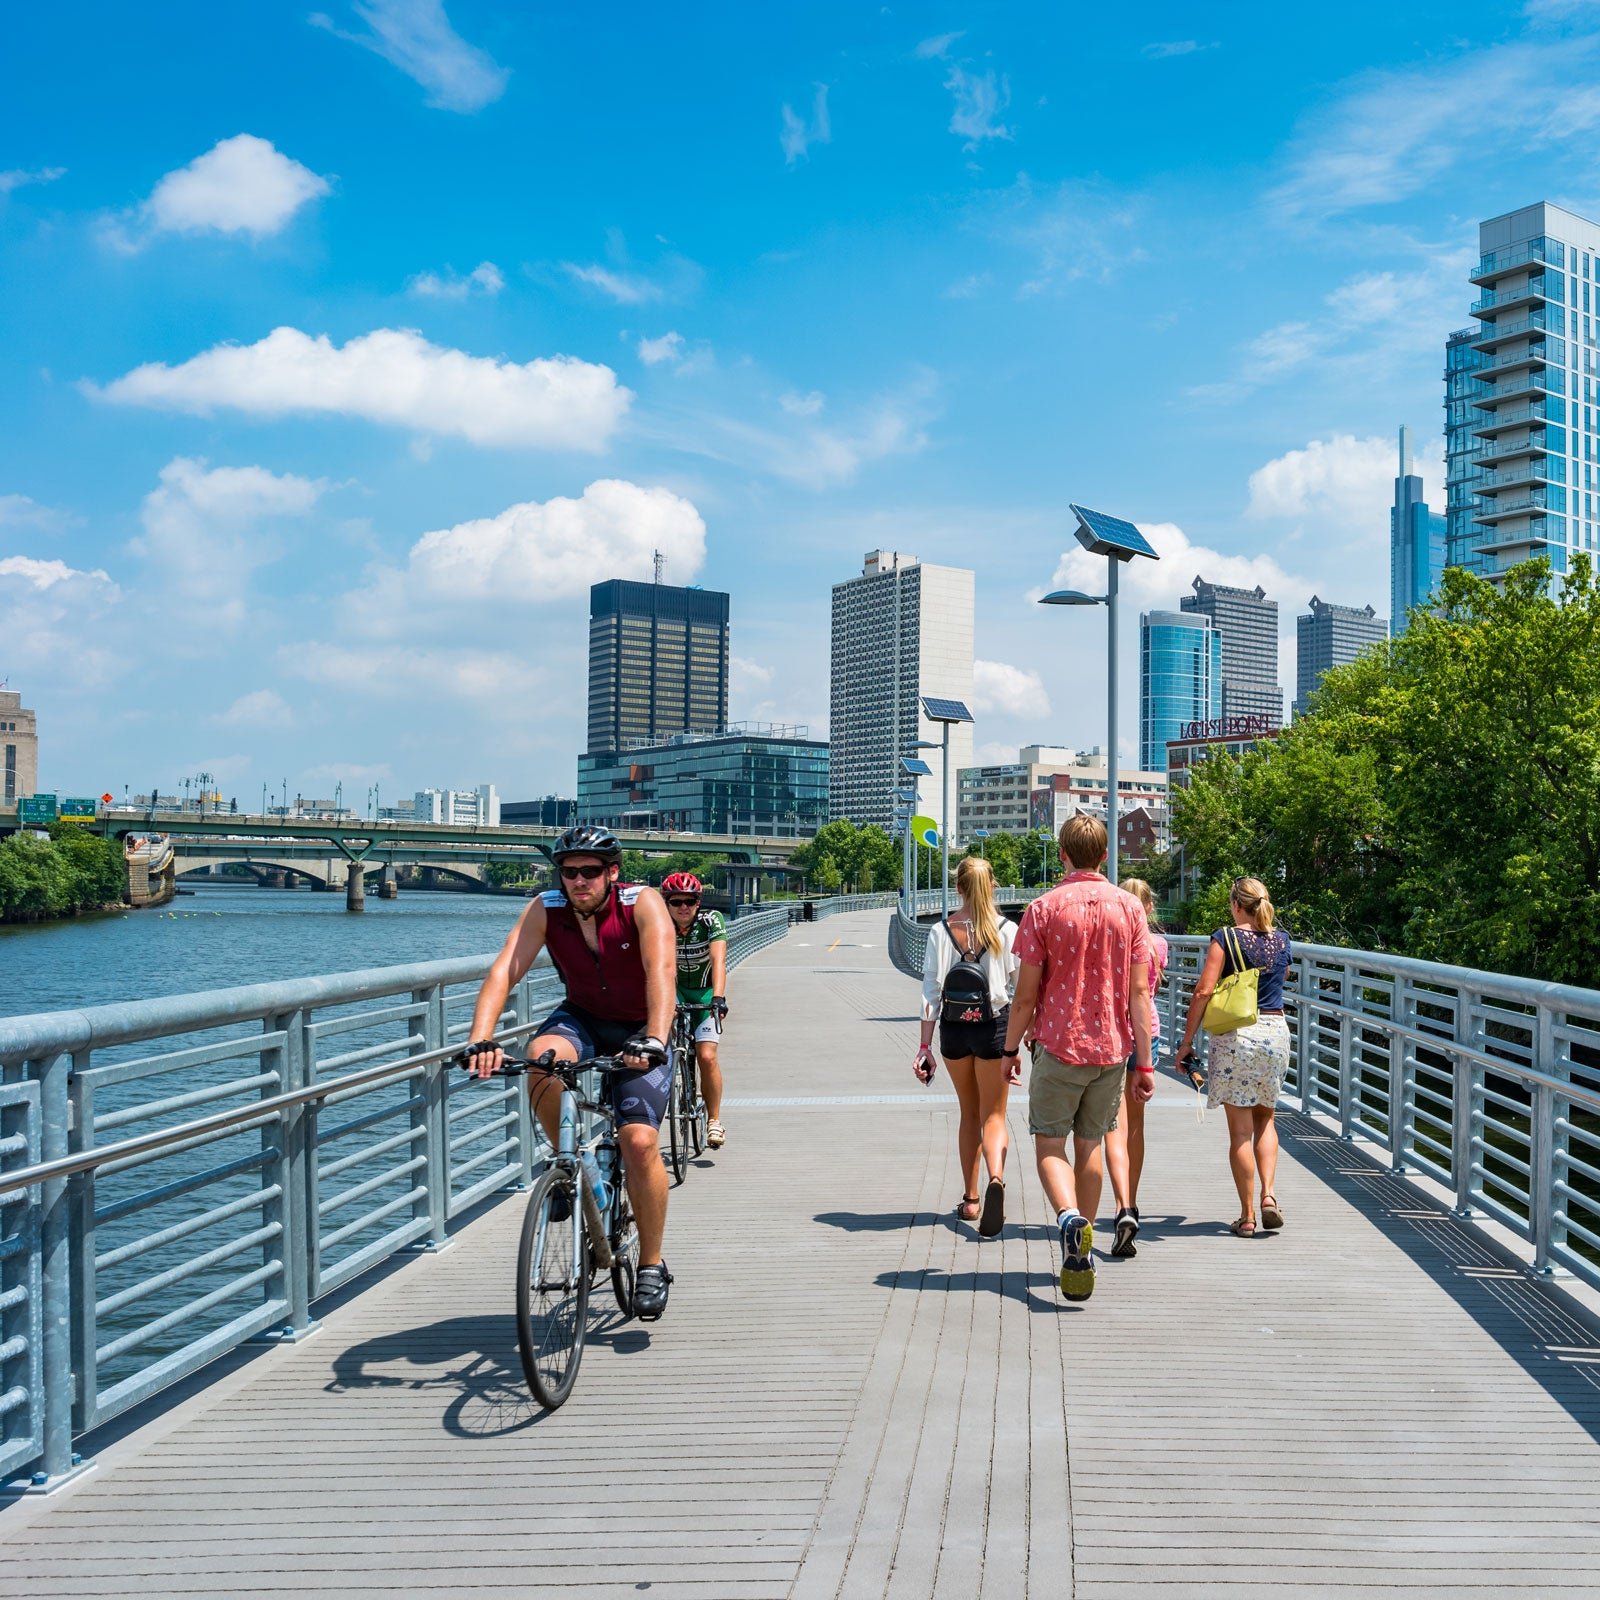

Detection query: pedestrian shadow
(1278, 1111), (1600, 1445)
(872, 1261), (1065, 1314)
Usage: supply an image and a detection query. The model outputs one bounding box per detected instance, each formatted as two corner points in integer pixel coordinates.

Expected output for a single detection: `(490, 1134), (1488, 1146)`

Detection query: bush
(0, 828), (125, 920)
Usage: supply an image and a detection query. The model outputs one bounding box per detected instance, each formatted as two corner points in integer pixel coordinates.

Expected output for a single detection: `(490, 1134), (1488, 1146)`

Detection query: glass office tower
(1139, 610), (1222, 772)
(1294, 596), (1387, 716)
(1178, 577), (1282, 725)
(1393, 423), (1448, 634)
(1451, 202), (1600, 582)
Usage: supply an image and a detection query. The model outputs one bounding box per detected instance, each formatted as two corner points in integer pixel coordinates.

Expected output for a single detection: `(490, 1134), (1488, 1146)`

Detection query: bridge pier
(346, 864), (365, 913)
(377, 867), (398, 899)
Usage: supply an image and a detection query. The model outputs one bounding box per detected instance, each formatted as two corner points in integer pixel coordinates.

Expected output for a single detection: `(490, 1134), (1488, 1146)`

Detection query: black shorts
(531, 1004), (672, 1130)
(939, 1005), (1010, 1062)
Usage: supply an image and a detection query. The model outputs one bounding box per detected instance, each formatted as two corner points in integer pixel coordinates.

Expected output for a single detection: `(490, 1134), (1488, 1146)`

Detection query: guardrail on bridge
(0, 906), (790, 1490)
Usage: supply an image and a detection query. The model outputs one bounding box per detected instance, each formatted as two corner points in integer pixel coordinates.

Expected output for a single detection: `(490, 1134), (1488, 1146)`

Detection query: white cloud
(0, 557), (120, 689)
(943, 272), (990, 300)
(973, 659), (1050, 719)
(395, 478), (706, 607)
(914, 31), (965, 60)
(302, 761), (392, 785)
(779, 389), (825, 416)
(0, 555), (114, 590)
(310, 0), (509, 113)
(637, 331), (685, 365)
(0, 166), (65, 196)
(980, 178), (1145, 296)
(108, 136), (330, 249)
(1247, 432), (1443, 535)
(0, 494), (74, 532)
(407, 260), (503, 298)
(1271, 37), (1600, 217)
(781, 84), (831, 166)
(215, 689), (294, 729)
(563, 261), (664, 304)
(88, 326), (631, 452)
(284, 642), (536, 702)
(1143, 40), (1213, 59)
(731, 655), (773, 688)
(945, 67), (1011, 147)
(132, 457), (325, 622)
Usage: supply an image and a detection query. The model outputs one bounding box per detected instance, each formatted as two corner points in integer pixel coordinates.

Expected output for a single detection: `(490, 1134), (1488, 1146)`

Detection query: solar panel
(899, 758), (933, 776)
(1070, 503), (1159, 561)
(920, 696), (974, 723)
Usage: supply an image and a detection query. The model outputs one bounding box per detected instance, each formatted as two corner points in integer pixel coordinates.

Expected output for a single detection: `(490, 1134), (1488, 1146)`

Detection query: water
(1, 882), (531, 1020)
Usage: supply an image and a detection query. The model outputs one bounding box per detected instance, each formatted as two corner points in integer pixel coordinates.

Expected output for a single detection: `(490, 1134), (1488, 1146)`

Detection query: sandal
(977, 1178), (1005, 1238)
(1229, 1217), (1256, 1237)
(956, 1195), (981, 1222)
(1260, 1194), (1284, 1231)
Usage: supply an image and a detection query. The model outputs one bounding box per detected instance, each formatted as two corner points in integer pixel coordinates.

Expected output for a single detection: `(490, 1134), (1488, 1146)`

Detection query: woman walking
(1173, 878), (1292, 1238)
(1105, 876), (1168, 1257)
(916, 856), (1019, 1237)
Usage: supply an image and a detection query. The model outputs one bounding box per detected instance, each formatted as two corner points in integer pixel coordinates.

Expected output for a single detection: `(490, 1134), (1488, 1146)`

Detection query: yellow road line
(827, 935), (842, 952)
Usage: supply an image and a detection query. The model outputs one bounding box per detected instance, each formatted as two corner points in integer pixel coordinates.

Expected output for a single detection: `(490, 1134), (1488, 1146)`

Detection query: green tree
(790, 821), (899, 892)
(0, 832), (72, 917)
(50, 828), (125, 906)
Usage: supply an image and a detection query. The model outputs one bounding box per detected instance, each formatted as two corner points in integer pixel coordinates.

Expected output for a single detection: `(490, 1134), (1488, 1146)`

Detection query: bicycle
(665, 1003), (717, 1181)
(460, 1050), (640, 1410)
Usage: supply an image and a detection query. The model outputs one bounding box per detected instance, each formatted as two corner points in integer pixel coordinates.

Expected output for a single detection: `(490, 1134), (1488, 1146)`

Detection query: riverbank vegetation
(0, 826), (126, 923)
(1172, 556), (1600, 986)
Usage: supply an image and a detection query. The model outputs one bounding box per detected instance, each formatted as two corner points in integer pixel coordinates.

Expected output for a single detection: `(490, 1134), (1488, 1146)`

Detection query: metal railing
(0, 906), (790, 1487)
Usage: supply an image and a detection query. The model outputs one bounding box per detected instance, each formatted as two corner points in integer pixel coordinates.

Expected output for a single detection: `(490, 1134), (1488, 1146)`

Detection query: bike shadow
(324, 1304), (649, 1435)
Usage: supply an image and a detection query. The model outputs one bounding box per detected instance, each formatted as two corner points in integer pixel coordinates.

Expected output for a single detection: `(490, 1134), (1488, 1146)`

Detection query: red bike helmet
(660, 871), (703, 896)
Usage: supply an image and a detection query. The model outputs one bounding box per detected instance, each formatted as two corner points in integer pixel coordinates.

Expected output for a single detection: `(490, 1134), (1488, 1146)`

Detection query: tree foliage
(1170, 556), (1600, 984)
(0, 827), (125, 920)
(788, 821), (899, 893)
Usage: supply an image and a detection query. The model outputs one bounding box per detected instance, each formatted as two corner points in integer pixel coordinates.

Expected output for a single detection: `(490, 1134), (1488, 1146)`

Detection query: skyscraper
(585, 579), (729, 756)
(1294, 596), (1387, 718)
(1139, 610), (1222, 771)
(1449, 201), (1600, 583)
(1392, 423), (1447, 634)
(829, 551), (974, 828)
(1179, 577), (1282, 725)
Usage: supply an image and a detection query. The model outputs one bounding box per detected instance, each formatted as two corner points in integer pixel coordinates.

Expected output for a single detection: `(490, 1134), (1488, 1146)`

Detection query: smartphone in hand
(913, 1046), (936, 1085)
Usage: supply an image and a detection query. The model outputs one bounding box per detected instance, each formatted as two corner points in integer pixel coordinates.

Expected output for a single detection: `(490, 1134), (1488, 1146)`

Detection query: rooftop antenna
(1399, 424), (1413, 480)
(653, 549), (665, 584)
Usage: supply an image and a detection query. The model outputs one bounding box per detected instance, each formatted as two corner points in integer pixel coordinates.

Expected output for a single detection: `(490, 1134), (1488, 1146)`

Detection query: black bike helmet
(550, 824), (623, 864)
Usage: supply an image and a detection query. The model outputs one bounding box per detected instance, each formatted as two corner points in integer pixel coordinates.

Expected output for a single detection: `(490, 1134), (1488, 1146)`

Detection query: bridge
(2, 902), (1599, 1595)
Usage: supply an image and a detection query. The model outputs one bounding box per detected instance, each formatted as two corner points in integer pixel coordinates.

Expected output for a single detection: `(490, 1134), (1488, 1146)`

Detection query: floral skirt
(1206, 1014), (1291, 1109)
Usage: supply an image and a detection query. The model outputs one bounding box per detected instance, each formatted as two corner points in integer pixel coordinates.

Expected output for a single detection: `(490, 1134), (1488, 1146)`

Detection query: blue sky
(4, 1), (1599, 803)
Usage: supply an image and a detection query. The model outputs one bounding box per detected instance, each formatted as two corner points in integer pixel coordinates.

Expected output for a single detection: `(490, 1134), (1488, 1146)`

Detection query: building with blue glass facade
(1447, 202), (1600, 584)
(1392, 424), (1447, 635)
(578, 724), (829, 838)
(1139, 610), (1222, 772)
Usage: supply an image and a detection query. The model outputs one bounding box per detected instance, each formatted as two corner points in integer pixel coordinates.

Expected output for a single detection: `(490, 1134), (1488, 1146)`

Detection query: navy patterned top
(1211, 926), (1292, 1011)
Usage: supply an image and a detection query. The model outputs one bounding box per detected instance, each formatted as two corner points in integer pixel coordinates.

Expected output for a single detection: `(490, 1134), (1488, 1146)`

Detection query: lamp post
(920, 697), (974, 918)
(898, 750), (935, 915)
(1038, 503), (1160, 887)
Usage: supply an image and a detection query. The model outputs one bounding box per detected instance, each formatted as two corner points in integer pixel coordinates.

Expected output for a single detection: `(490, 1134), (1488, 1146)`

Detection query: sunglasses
(559, 863), (608, 882)
(665, 895), (700, 908)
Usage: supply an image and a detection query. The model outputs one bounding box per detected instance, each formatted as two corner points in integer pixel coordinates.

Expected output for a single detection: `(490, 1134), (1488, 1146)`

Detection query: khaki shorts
(1027, 1046), (1124, 1140)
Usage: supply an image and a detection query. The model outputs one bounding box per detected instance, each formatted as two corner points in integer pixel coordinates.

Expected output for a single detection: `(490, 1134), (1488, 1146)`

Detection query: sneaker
(707, 1120), (726, 1149)
(1111, 1206), (1140, 1259)
(1059, 1215), (1095, 1301)
(634, 1262), (673, 1321)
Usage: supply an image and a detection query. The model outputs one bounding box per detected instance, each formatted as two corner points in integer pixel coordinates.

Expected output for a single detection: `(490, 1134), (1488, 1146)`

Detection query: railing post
(1452, 986), (1476, 1218)
(67, 1054), (97, 1438)
(1296, 960), (1314, 1115)
(268, 1008), (318, 1339)
(1529, 1001), (1558, 1275)
(1337, 962), (1356, 1141)
(511, 976), (536, 1187)
(411, 984), (450, 1246)
(34, 1050), (81, 1486)
(1388, 977), (1409, 1173)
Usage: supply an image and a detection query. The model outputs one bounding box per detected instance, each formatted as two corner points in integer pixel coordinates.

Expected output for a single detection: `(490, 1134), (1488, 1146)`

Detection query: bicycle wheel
(609, 1179), (640, 1317)
(687, 1054), (709, 1157)
(664, 1053), (689, 1185)
(515, 1165), (590, 1409)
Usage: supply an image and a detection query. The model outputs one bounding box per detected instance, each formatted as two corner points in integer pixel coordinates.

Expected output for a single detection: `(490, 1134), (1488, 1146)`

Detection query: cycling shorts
(530, 1004), (672, 1130)
(686, 1007), (723, 1045)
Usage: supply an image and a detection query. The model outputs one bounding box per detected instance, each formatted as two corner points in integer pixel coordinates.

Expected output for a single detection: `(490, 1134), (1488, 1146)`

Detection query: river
(2, 881), (529, 1020)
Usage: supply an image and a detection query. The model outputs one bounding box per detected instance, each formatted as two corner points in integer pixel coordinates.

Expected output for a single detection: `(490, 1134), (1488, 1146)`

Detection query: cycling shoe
(634, 1262), (673, 1321)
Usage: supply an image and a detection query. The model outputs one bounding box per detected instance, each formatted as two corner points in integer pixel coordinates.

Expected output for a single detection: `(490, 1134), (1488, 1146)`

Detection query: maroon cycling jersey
(540, 883), (649, 1021)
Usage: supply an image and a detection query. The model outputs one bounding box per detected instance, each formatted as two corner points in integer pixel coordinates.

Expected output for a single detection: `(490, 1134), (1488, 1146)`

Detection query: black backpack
(940, 919), (994, 1023)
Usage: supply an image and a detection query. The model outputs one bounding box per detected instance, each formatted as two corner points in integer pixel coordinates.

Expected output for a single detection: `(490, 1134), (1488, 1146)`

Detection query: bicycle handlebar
(456, 1049), (633, 1083)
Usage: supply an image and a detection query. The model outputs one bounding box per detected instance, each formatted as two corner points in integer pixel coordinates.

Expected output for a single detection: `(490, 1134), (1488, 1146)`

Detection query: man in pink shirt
(1001, 814), (1153, 1302)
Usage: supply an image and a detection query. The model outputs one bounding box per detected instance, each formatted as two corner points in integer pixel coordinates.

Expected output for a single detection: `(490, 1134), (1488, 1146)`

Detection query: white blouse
(920, 916), (1019, 1022)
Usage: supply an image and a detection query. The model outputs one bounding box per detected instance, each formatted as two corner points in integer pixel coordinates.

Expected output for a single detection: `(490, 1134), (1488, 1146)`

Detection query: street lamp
(920, 697), (974, 919)
(1039, 504), (1161, 886)
(896, 757), (932, 915)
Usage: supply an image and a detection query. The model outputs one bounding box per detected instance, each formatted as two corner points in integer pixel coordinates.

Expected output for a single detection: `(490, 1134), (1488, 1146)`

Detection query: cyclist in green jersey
(661, 872), (730, 1149)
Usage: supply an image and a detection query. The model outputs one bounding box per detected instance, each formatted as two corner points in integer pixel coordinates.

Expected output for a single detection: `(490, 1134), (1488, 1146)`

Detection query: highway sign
(18, 794), (57, 824)
(58, 797), (98, 822)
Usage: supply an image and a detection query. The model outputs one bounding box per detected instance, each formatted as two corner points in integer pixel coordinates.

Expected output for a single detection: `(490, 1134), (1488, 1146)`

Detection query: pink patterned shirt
(1013, 871), (1153, 1066)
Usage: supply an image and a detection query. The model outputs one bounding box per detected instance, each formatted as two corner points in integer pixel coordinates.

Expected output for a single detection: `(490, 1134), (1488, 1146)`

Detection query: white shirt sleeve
(993, 919), (1019, 1007)
(921, 922), (953, 1022)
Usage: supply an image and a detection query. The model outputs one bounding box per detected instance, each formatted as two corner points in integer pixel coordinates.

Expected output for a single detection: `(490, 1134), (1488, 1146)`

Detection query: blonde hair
(955, 856), (1002, 956)
(1231, 876), (1275, 932)
(1059, 813), (1107, 870)
(1121, 875), (1160, 930)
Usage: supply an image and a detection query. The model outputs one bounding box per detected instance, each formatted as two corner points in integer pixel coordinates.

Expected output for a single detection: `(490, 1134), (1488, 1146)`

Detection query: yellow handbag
(1202, 926), (1259, 1034)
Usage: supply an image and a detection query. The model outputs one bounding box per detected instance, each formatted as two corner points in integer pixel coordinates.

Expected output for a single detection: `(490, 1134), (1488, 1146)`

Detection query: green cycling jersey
(675, 909), (726, 1008)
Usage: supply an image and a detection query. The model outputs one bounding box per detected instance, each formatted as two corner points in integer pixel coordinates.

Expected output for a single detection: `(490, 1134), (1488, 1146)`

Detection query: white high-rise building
(829, 551), (974, 828)
(414, 784), (501, 827)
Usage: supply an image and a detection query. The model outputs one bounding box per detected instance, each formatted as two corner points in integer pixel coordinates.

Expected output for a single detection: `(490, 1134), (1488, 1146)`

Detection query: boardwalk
(6, 911), (1600, 1597)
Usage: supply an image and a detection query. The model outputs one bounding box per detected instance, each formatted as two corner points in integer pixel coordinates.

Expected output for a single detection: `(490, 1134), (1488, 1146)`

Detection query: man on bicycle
(660, 872), (730, 1150)
(464, 826), (679, 1319)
